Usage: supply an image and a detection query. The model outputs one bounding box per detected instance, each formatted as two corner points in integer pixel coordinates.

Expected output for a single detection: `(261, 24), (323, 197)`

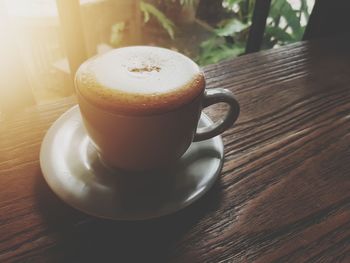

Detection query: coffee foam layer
(75, 46), (205, 114)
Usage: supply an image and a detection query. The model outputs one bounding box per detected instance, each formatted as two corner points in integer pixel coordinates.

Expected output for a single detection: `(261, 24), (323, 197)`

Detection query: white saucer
(40, 106), (224, 220)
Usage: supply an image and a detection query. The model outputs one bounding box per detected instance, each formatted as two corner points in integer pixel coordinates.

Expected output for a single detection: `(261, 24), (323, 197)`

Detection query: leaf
(198, 45), (244, 65)
(110, 22), (125, 47)
(269, 0), (286, 20)
(180, 0), (197, 7)
(280, 1), (303, 39)
(140, 1), (175, 39)
(223, 0), (245, 10)
(215, 19), (249, 37)
(143, 9), (150, 23)
(197, 36), (244, 65)
(269, 0), (304, 40)
(265, 26), (293, 43)
(200, 36), (226, 50)
(300, 0), (310, 19)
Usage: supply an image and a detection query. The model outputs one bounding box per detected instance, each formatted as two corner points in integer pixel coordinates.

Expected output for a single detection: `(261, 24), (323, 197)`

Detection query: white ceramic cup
(75, 46), (239, 171)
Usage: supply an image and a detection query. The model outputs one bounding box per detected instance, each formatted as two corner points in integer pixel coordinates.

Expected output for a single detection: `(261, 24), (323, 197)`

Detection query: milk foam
(82, 46), (200, 94)
(75, 46), (205, 114)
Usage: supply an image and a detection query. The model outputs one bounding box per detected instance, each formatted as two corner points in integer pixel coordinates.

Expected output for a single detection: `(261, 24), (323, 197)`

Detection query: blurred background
(0, 0), (315, 114)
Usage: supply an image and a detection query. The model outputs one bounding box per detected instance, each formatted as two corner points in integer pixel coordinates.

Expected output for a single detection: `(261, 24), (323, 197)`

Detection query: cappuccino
(75, 46), (205, 115)
(75, 46), (239, 170)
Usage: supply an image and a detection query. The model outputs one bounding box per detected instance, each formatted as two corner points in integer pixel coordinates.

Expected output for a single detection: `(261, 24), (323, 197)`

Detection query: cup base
(97, 150), (183, 173)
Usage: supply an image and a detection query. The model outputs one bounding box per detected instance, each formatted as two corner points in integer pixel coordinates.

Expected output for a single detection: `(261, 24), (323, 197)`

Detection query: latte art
(75, 46), (205, 114)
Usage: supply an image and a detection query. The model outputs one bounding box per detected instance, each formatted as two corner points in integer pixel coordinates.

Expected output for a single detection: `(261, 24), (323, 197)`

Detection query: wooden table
(1, 38), (350, 262)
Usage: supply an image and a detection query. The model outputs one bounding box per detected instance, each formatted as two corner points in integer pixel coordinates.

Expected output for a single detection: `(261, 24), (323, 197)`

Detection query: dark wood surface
(1, 38), (350, 262)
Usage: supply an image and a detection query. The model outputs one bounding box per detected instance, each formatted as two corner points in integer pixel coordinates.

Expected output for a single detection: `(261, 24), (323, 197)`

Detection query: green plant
(196, 18), (249, 65)
(140, 0), (176, 39)
(110, 0), (199, 46)
(263, 0), (310, 48)
(196, 0), (254, 65)
(197, 0), (314, 65)
(110, 0), (314, 66)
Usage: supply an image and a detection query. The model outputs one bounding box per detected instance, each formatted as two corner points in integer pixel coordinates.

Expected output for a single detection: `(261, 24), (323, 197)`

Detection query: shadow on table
(34, 170), (223, 263)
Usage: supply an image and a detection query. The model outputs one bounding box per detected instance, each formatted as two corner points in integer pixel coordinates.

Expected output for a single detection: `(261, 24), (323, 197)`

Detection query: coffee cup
(75, 46), (239, 171)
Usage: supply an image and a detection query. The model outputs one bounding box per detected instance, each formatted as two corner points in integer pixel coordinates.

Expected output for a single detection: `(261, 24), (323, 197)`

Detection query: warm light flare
(0, 0), (141, 114)
(0, 2), (35, 113)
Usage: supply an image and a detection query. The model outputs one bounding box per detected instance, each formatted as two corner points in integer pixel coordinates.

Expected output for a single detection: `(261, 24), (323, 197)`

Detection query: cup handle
(193, 88), (240, 142)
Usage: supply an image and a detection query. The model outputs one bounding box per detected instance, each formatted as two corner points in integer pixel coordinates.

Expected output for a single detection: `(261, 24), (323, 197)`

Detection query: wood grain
(1, 38), (350, 262)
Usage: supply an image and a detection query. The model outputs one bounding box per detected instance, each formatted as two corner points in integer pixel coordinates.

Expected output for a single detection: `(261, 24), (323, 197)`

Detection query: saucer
(40, 106), (224, 220)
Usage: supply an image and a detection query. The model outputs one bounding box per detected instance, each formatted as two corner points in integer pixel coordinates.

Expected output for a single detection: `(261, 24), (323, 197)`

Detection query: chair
(303, 0), (350, 40)
(245, 0), (271, 53)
